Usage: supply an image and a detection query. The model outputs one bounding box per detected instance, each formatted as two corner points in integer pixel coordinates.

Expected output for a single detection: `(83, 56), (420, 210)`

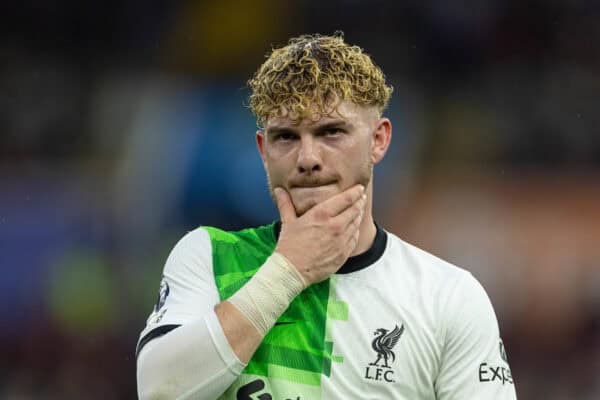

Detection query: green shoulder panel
(204, 223), (343, 394)
(204, 223), (278, 301)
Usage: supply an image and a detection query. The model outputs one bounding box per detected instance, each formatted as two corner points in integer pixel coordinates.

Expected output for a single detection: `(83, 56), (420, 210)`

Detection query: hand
(273, 184), (367, 285)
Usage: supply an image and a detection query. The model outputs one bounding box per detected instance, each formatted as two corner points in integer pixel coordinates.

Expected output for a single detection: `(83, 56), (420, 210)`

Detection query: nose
(297, 135), (322, 174)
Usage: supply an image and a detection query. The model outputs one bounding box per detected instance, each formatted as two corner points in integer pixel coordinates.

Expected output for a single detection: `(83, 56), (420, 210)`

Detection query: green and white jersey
(138, 222), (517, 399)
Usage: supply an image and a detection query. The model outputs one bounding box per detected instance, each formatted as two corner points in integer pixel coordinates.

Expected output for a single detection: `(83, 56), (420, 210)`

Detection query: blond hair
(248, 32), (393, 126)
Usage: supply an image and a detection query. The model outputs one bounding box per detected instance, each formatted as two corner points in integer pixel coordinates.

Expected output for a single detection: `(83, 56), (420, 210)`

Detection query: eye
(273, 132), (297, 141)
(322, 128), (343, 137)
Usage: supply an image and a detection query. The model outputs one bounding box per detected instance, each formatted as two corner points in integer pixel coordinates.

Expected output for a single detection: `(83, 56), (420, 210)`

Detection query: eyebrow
(265, 126), (297, 137)
(265, 119), (353, 137)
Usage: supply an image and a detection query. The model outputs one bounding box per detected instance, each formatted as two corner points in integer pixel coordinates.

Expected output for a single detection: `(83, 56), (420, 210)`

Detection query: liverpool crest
(365, 324), (404, 383)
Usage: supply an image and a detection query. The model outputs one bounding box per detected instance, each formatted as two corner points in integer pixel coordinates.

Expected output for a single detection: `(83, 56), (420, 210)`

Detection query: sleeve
(137, 228), (220, 349)
(434, 272), (517, 400)
(136, 228), (246, 400)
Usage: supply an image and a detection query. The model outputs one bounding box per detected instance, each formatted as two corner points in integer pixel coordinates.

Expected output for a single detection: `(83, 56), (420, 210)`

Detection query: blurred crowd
(1, 0), (599, 398)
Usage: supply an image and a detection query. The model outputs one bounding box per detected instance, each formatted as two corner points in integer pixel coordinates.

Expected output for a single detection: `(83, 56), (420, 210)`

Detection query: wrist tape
(228, 252), (307, 336)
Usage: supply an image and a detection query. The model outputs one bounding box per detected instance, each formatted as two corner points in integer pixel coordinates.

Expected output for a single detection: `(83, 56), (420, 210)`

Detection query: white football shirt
(138, 223), (517, 399)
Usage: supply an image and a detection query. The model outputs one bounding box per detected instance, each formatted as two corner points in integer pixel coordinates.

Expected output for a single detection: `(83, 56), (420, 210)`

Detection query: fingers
(329, 191), (366, 240)
(274, 187), (297, 224)
(337, 192), (366, 230)
(344, 198), (365, 251)
(346, 223), (361, 254)
(314, 184), (365, 218)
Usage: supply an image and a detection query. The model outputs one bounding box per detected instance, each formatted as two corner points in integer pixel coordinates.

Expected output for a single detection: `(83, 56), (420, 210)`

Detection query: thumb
(273, 187), (296, 224)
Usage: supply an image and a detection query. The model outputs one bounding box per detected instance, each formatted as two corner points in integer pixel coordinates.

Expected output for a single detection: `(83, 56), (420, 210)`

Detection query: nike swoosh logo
(274, 321), (295, 326)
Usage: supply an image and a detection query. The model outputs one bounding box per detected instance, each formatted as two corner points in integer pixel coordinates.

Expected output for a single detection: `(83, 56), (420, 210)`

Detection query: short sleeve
(435, 273), (517, 399)
(136, 228), (221, 353)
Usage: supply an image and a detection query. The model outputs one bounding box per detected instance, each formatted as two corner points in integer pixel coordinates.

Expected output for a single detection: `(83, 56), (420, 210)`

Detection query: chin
(291, 188), (337, 216)
(293, 200), (318, 216)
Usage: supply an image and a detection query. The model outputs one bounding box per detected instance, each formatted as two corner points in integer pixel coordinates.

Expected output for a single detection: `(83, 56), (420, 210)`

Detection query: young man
(136, 33), (517, 399)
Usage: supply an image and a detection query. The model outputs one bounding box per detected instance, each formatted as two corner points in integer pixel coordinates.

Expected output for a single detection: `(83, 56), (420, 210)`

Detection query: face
(256, 100), (391, 216)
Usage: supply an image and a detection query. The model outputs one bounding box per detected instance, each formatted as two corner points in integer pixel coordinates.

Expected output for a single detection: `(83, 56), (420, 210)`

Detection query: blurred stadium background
(1, 0), (599, 398)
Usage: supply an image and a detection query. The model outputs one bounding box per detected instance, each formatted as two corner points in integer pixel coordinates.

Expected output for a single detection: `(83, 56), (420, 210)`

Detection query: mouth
(290, 180), (337, 189)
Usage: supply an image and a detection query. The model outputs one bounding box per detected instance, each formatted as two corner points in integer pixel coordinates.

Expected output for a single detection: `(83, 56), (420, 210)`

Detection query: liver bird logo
(369, 324), (405, 368)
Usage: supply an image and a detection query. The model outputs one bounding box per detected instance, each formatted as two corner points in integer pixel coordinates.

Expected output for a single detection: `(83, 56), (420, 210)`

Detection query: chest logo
(365, 324), (404, 383)
(154, 278), (170, 312)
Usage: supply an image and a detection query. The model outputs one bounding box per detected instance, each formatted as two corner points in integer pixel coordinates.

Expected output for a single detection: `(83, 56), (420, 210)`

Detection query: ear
(371, 118), (392, 164)
(256, 130), (266, 162)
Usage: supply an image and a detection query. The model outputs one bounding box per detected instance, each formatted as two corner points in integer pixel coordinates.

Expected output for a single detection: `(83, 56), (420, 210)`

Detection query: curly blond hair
(248, 32), (393, 126)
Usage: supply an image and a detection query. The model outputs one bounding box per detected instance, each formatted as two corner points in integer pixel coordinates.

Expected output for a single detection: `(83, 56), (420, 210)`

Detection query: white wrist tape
(228, 252), (307, 336)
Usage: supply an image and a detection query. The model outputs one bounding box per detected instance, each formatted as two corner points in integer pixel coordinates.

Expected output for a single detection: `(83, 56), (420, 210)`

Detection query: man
(136, 33), (517, 399)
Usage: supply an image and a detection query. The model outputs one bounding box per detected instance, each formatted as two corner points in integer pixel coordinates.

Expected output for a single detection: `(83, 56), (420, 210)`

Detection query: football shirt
(138, 222), (516, 399)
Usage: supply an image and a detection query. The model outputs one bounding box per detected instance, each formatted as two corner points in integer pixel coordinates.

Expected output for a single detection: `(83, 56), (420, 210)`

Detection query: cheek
(337, 148), (371, 180)
(350, 141), (373, 166)
(263, 155), (289, 183)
